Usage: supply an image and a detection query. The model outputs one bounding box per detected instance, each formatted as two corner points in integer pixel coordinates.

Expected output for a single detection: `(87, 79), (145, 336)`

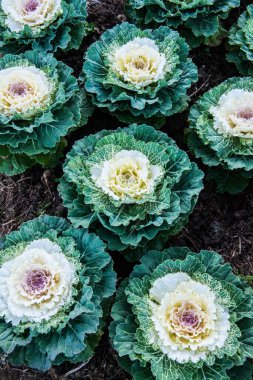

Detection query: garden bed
(0, 0), (252, 379)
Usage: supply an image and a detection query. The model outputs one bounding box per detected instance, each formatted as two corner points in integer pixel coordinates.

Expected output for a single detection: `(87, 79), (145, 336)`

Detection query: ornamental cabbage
(0, 0), (91, 53)
(82, 22), (198, 126)
(0, 50), (93, 176)
(186, 77), (253, 194)
(59, 124), (204, 261)
(0, 215), (116, 371)
(125, 0), (240, 47)
(227, 5), (253, 75)
(110, 247), (253, 380)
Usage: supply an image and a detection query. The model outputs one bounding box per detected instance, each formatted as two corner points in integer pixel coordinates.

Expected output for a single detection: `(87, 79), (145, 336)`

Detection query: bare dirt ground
(0, 0), (252, 379)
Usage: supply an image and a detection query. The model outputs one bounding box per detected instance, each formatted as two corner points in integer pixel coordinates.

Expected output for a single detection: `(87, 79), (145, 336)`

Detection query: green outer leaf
(237, 318), (253, 359)
(192, 359), (233, 380)
(227, 359), (253, 380)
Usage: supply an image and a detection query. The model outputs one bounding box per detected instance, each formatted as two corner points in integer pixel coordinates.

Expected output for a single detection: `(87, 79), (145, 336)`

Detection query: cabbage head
(186, 77), (253, 194)
(0, 0), (91, 53)
(110, 247), (253, 380)
(227, 5), (253, 75)
(82, 22), (197, 126)
(125, 0), (240, 47)
(0, 50), (93, 175)
(59, 124), (204, 261)
(0, 215), (116, 371)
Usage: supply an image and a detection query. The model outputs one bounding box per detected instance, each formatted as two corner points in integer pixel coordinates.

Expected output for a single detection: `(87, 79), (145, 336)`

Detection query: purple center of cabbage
(23, 269), (51, 295)
(24, 0), (39, 13)
(237, 109), (253, 120)
(180, 311), (199, 327)
(9, 82), (28, 96)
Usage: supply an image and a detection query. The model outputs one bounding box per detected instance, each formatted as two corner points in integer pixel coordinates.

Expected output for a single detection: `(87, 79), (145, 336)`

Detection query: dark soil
(0, 0), (253, 379)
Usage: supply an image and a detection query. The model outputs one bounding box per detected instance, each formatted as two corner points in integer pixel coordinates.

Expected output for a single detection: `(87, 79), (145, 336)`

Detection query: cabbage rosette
(59, 124), (204, 260)
(227, 5), (253, 75)
(110, 247), (253, 380)
(0, 215), (116, 371)
(187, 77), (253, 194)
(82, 23), (198, 126)
(0, 0), (91, 53)
(0, 50), (93, 175)
(125, 0), (240, 47)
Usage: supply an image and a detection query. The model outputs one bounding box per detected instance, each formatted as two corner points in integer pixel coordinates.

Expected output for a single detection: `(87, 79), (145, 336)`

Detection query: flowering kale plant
(82, 22), (197, 126)
(59, 124), (203, 260)
(0, 0), (91, 53)
(0, 50), (93, 175)
(110, 247), (253, 380)
(0, 215), (116, 371)
(187, 77), (253, 194)
(227, 5), (253, 75)
(125, 0), (240, 47)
